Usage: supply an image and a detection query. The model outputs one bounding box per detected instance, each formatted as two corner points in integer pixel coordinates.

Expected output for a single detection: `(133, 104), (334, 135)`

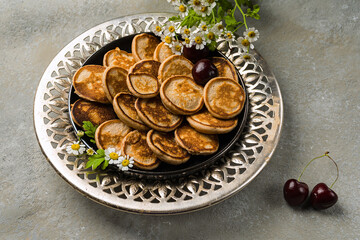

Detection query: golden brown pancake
(210, 57), (238, 82)
(72, 65), (109, 103)
(204, 77), (246, 119)
(71, 99), (117, 127)
(147, 130), (190, 165)
(112, 92), (149, 131)
(94, 119), (131, 151)
(127, 73), (159, 98)
(160, 76), (204, 115)
(131, 33), (160, 62)
(121, 130), (160, 170)
(135, 97), (183, 132)
(102, 66), (130, 102)
(158, 55), (193, 84)
(128, 59), (161, 78)
(103, 47), (136, 70)
(153, 42), (174, 63)
(174, 124), (219, 155)
(186, 108), (238, 134)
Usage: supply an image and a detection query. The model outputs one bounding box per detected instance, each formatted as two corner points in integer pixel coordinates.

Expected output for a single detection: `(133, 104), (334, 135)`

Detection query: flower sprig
(65, 121), (134, 172)
(153, 0), (260, 62)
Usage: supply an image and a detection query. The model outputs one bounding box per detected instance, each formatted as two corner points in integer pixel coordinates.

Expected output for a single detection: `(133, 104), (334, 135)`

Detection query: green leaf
(169, 16), (181, 21)
(82, 121), (97, 139)
(90, 139), (96, 143)
(101, 160), (109, 170)
(91, 158), (105, 170)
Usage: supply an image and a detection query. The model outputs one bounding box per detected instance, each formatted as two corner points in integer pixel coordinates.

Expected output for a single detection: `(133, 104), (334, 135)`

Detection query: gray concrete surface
(1, 0), (359, 239)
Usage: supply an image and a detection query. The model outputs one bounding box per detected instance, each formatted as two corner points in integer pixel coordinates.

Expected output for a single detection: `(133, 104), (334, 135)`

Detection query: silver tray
(33, 13), (283, 215)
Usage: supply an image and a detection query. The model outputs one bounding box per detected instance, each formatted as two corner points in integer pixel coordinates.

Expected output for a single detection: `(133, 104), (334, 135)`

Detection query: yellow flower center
(184, 28), (190, 35)
(164, 36), (172, 44)
(175, 45), (182, 51)
(193, 0), (201, 6)
(243, 55), (251, 60)
(122, 159), (130, 167)
(109, 152), (119, 160)
(217, 25), (224, 30)
(207, 32), (215, 40)
(71, 144), (80, 150)
(241, 39), (250, 47)
(86, 149), (94, 155)
(155, 26), (161, 32)
(179, 5), (186, 12)
(226, 32), (233, 39)
(195, 36), (203, 44)
(168, 26), (175, 33)
(248, 31), (256, 38)
(184, 38), (190, 44)
(201, 25), (207, 31)
(201, 6), (208, 12)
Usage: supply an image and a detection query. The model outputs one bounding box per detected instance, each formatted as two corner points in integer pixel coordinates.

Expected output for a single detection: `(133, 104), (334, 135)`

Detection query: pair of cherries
(283, 152), (339, 210)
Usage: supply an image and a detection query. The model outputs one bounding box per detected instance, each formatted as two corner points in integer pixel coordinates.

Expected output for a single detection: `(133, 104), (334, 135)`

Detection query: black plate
(68, 33), (249, 179)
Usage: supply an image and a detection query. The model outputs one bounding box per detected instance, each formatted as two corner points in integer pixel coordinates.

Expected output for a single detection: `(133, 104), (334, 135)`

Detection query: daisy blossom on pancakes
(66, 141), (85, 155)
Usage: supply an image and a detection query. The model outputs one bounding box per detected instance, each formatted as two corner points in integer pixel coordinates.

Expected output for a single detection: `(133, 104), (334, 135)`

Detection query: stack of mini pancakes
(71, 33), (246, 171)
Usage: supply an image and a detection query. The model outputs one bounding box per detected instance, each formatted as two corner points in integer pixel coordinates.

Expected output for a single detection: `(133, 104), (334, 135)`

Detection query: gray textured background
(1, 0), (359, 239)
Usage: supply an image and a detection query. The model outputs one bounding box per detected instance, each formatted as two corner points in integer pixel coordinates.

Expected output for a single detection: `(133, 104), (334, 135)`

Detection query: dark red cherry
(192, 59), (218, 85)
(183, 44), (209, 63)
(310, 183), (338, 210)
(283, 179), (309, 206)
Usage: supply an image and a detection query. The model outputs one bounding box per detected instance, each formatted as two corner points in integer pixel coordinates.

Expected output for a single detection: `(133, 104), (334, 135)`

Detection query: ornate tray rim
(33, 13), (283, 215)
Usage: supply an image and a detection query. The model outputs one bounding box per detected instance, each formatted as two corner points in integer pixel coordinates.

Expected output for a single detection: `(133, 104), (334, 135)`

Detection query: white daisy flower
(190, 0), (203, 11)
(239, 53), (256, 62)
(205, 31), (216, 44)
(66, 141), (85, 155)
(117, 155), (134, 171)
(180, 26), (191, 39)
(194, 4), (212, 17)
(237, 36), (254, 51)
(191, 32), (206, 50)
(224, 30), (235, 43)
(182, 37), (193, 48)
(203, 0), (217, 10)
(86, 148), (95, 156)
(174, 2), (189, 18)
(211, 22), (224, 35)
(164, 21), (177, 37)
(171, 40), (184, 55)
(244, 27), (260, 42)
(161, 34), (174, 47)
(105, 148), (123, 165)
(199, 21), (209, 33)
(150, 21), (164, 37)
(76, 130), (84, 138)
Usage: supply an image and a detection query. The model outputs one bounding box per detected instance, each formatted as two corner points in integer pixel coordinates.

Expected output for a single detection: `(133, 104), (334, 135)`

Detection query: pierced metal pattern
(34, 13), (283, 214)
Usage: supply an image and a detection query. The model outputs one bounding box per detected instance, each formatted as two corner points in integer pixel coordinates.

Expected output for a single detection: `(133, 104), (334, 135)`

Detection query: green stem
(325, 153), (339, 189)
(235, 1), (248, 29)
(298, 152), (339, 189)
(212, 8), (216, 24)
(232, 23), (244, 33)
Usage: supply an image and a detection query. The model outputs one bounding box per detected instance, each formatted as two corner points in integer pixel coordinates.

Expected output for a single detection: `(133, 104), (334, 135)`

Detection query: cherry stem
(298, 151), (339, 189)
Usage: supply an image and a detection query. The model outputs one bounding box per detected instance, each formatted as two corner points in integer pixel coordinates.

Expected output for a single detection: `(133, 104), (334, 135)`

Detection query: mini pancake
(204, 77), (246, 119)
(103, 47), (136, 70)
(153, 42), (174, 63)
(94, 119), (131, 151)
(160, 76), (204, 115)
(210, 57), (238, 82)
(135, 97), (183, 132)
(158, 55), (193, 84)
(131, 33), (160, 62)
(112, 92), (149, 131)
(128, 59), (161, 78)
(71, 99), (117, 127)
(127, 73), (159, 98)
(174, 124), (219, 155)
(121, 130), (160, 170)
(72, 65), (109, 103)
(186, 108), (238, 134)
(147, 130), (190, 165)
(102, 66), (130, 102)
